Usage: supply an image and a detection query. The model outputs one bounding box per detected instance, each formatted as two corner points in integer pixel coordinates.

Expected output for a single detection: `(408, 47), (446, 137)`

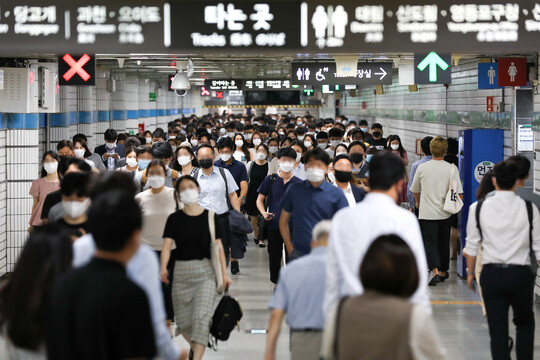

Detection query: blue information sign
(478, 63), (503, 89)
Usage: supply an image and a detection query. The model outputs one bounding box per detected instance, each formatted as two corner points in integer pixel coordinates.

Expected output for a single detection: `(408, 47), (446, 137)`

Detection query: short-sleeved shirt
(163, 209), (222, 261)
(29, 177), (60, 226)
(281, 180), (349, 254)
(195, 166), (239, 215)
(47, 258), (156, 360)
(214, 158), (248, 197)
(257, 174), (303, 230)
(370, 137), (387, 151)
(41, 190), (62, 220)
(55, 217), (88, 239)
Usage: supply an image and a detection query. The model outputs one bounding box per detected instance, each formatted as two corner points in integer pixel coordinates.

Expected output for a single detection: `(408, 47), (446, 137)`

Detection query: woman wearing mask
(387, 135), (409, 205)
(267, 138), (281, 175)
(0, 224), (72, 360)
(135, 160), (178, 333)
(290, 140), (306, 180)
(73, 136), (106, 172)
(161, 176), (231, 360)
(55, 172), (91, 241)
(143, 130), (153, 146)
(269, 130), (280, 140)
(172, 145), (200, 176)
(233, 133), (252, 164)
(116, 147), (139, 177)
(245, 144), (270, 247)
(136, 147), (153, 172)
(248, 131), (263, 160)
(29, 151), (60, 233)
(333, 144), (349, 158)
(303, 134), (317, 152)
(189, 134), (199, 149)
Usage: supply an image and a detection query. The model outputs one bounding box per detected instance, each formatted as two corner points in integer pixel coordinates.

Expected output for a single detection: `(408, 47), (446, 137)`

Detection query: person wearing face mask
(233, 133), (252, 165)
(358, 120), (373, 143)
(73, 134), (106, 173)
(116, 147), (139, 177)
(289, 140), (307, 180)
(73, 139), (98, 172)
(348, 141), (370, 184)
(303, 134), (316, 151)
(387, 135), (409, 205)
(94, 129), (126, 171)
(54, 172), (92, 241)
(57, 140), (74, 161)
(189, 135), (199, 149)
(161, 176), (231, 360)
(257, 148), (303, 285)
(172, 145), (200, 176)
(152, 128), (166, 143)
(135, 142), (180, 192)
(325, 128), (345, 158)
(369, 123), (387, 151)
(280, 148), (348, 261)
(29, 151), (61, 232)
(135, 160), (178, 333)
(331, 154), (366, 207)
(333, 144), (348, 159)
(296, 128), (306, 142)
(248, 131), (263, 160)
(316, 131), (329, 150)
(143, 130), (153, 146)
(245, 144), (270, 248)
(136, 147), (154, 173)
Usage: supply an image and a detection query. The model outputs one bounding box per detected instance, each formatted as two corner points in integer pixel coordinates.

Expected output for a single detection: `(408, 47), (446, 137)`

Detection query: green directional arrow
(417, 52), (449, 83)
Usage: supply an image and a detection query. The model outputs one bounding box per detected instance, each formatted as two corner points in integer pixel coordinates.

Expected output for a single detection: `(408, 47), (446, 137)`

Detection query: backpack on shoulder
(208, 291), (243, 350)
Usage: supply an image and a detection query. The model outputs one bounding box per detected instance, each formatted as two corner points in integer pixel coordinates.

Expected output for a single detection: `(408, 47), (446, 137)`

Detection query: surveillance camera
(175, 89), (188, 97)
(170, 72), (191, 90)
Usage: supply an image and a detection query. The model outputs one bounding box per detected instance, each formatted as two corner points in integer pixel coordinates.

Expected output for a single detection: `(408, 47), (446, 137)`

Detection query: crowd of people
(0, 112), (537, 360)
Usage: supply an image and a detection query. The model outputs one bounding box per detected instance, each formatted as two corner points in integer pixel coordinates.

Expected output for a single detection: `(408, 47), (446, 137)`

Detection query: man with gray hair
(264, 220), (332, 360)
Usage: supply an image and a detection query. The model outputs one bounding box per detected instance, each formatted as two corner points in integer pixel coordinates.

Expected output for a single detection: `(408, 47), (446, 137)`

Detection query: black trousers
(419, 217), (452, 272)
(155, 249), (175, 321)
(267, 229), (288, 284)
(217, 214), (231, 265)
(481, 265), (535, 360)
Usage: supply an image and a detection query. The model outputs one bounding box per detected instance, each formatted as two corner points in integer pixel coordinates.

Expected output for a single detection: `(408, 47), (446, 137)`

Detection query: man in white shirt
(464, 160), (540, 360)
(411, 136), (462, 286)
(324, 152), (431, 315)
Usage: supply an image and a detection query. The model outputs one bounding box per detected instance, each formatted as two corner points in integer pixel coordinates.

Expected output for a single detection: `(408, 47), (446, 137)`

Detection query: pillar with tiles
(111, 72), (127, 133)
(0, 124), (6, 277)
(95, 69), (111, 146)
(77, 87), (95, 148)
(125, 75), (139, 135)
(49, 86), (75, 151)
(138, 78), (150, 135)
(4, 113), (39, 272)
(157, 87), (168, 130)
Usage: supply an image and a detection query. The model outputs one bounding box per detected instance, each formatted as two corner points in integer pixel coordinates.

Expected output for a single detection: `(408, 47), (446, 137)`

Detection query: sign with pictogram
(414, 52), (451, 84)
(497, 58), (527, 87)
(478, 63), (503, 89)
(58, 53), (95, 85)
(486, 96), (493, 112)
(200, 86), (211, 96)
(291, 61), (392, 86)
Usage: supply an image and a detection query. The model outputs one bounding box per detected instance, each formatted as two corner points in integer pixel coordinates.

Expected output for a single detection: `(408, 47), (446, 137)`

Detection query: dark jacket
(351, 185), (366, 203)
(94, 144), (126, 168)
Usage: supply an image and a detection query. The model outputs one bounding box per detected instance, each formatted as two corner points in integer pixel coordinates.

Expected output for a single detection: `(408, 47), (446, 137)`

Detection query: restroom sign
(498, 58), (527, 87)
(474, 161), (495, 183)
(58, 53), (95, 86)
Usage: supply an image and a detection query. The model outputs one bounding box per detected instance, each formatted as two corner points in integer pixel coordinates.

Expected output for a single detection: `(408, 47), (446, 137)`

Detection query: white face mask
(235, 140), (244, 148)
(207, 128), (212, 134)
(245, 133), (253, 140)
(252, 139), (262, 146)
(269, 146), (278, 154)
(330, 140), (341, 148)
(295, 152), (302, 162)
(190, 139), (198, 146)
(318, 143), (327, 149)
(105, 141), (116, 149)
(177, 155), (191, 166)
(256, 152), (267, 161)
(145, 137), (152, 144)
(171, 146), (177, 153)
(62, 198), (90, 219)
(219, 128), (226, 135)
(126, 157), (138, 168)
(279, 161), (294, 173)
(180, 188), (199, 206)
(304, 141), (313, 148)
(227, 132), (235, 138)
(298, 135), (305, 141)
(74, 149), (86, 158)
(306, 168), (326, 182)
(220, 153), (231, 162)
(390, 144), (400, 150)
(147, 175), (165, 189)
(44, 161), (58, 174)
(169, 135), (176, 139)
(327, 172), (336, 183)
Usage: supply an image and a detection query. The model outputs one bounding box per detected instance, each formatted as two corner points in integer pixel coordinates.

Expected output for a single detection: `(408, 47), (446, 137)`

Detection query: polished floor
(2, 239), (540, 359)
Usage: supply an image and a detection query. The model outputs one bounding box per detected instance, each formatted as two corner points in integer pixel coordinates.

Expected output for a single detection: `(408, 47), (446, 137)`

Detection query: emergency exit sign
(149, 92), (157, 102)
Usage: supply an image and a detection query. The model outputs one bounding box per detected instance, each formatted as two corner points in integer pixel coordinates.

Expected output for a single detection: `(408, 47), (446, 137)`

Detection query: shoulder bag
(208, 210), (224, 294)
(443, 165), (463, 214)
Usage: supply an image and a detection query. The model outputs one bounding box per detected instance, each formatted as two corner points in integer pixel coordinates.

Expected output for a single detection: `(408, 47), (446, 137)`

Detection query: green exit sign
(149, 92), (157, 102)
(304, 89), (314, 96)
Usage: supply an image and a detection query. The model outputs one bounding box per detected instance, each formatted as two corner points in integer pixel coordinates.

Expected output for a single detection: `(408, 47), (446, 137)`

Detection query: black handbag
(208, 291), (243, 350)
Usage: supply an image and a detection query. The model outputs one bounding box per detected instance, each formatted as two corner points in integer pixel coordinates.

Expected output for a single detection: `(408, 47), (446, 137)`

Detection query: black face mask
(199, 159), (213, 169)
(350, 153), (364, 164)
(334, 170), (352, 183)
(373, 131), (382, 138)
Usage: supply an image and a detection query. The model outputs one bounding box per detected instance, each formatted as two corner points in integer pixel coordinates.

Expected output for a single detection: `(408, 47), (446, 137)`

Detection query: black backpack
(208, 291), (243, 350)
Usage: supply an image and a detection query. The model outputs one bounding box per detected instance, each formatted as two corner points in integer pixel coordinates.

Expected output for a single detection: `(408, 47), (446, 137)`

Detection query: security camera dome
(175, 89), (188, 96)
(171, 72), (191, 90)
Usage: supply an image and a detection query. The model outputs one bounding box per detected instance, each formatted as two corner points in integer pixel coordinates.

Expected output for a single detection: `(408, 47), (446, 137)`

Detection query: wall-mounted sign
(478, 63), (503, 89)
(149, 92), (157, 102)
(498, 57), (527, 87)
(291, 62), (392, 86)
(474, 161), (495, 183)
(517, 124), (533, 152)
(200, 86), (211, 96)
(414, 52), (451, 84)
(244, 80), (292, 90)
(58, 53), (95, 85)
(486, 96), (493, 112)
(204, 79), (243, 90)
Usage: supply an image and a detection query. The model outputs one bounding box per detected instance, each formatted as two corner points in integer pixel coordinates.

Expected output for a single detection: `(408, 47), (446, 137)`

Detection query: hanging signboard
(204, 79), (243, 90)
(291, 62), (393, 86)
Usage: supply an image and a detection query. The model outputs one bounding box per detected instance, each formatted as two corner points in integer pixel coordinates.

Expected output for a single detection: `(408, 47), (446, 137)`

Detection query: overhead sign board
(58, 53), (95, 85)
(2, 1), (540, 54)
(242, 80), (313, 91)
(414, 52), (451, 84)
(291, 62), (393, 86)
(478, 63), (503, 89)
(498, 57), (528, 87)
(204, 79), (243, 90)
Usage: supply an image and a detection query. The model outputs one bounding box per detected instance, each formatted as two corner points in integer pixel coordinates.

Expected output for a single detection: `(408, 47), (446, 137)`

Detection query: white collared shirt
(464, 191), (540, 265)
(324, 193), (431, 315)
(195, 166), (239, 215)
(333, 181), (356, 207)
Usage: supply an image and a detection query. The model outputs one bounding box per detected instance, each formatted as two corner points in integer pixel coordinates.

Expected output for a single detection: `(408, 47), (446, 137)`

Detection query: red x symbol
(62, 54), (91, 81)
(200, 86), (211, 96)
(216, 91), (224, 99)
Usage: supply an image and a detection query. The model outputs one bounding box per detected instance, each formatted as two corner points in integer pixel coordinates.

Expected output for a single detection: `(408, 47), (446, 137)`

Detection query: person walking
(464, 160), (540, 360)
(161, 175), (231, 360)
(330, 154), (366, 206)
(29, 151), (60, 232)
(407, 136), (433, 215)
(411, 137), (463, 286)
(245, 144), (269, 247)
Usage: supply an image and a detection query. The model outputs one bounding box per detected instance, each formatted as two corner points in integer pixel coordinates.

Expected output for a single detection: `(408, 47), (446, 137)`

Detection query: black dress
(245, 162), (269, 216)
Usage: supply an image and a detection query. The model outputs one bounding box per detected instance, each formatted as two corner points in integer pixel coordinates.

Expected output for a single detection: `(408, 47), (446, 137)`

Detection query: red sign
(58, 53), (95, 86)
(216, 91), (224, 99)
(362, 101), (367, 109)
(498, 57), (527, 87)
(200, 86), (211, 96)
(486, 96), (494, 112)
(138, 123), (145, 134)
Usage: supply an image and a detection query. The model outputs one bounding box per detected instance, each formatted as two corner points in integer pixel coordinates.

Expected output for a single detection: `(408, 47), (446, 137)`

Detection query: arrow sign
(374, 67), (387, 80)
(291, 62), (392, 86)
(414, 52), (452, 84)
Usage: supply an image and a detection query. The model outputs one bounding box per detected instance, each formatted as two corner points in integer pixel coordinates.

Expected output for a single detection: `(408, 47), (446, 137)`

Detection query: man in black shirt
(369, 123), (387, 150)
(47, 191), (156, 360)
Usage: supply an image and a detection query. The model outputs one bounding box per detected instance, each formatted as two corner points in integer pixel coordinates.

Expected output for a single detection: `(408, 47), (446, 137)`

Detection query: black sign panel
(414, 53), (452, 84)
(204, 79), (243, 90)
(291, 62), (393, 86)
(58, 53), (95, 85)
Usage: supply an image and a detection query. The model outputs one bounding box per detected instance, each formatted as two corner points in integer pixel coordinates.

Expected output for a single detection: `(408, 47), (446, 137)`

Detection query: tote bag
(208, 210), (224, 294)
(443, 166), (463, 214)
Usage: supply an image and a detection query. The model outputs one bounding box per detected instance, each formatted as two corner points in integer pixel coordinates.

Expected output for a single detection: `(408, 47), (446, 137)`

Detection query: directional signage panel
(291, 62), (392, 86)
(58, 53), (95, 86)
(414, 52), (451, 84)
(204, 79), (243, 90)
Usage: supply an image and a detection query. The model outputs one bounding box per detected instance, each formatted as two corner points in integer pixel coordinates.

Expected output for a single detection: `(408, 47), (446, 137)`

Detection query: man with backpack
(464, 159), (540, 360)
(256, 147), (303, 285)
